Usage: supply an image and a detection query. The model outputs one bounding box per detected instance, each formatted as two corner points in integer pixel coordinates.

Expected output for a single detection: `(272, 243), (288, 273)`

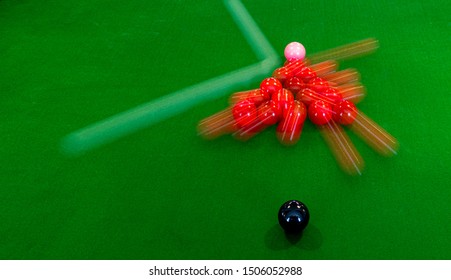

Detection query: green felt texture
(0, 0), (450, 259)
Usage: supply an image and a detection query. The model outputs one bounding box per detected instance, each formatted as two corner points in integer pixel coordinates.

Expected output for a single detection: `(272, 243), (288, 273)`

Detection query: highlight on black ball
(278, 200), (310, 234)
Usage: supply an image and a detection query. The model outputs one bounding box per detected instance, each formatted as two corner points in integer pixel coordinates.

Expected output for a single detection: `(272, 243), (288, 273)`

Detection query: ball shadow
(264, 223), (323, 251)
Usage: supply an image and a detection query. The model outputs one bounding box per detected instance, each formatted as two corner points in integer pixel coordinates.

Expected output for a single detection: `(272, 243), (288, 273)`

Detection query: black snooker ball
(278, 200), (310, 234)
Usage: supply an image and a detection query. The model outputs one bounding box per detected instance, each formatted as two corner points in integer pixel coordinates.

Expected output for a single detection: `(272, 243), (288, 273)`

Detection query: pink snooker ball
(284, 42), (306, 62)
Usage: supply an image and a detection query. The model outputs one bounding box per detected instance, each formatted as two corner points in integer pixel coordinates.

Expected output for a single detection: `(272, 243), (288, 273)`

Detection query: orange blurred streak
(308, 38), (379, 64)
(228, 89), (260, 105)
(276, 101), (307, 146)
(197, 108), (237, 140)
(337, 83), (366, 104)
(319, 120), (364, 175)
(308, 60), (338, 76)
(350, 111), (399, 157)
(321, 69), (360, 85)
(232, 118), (263, 141)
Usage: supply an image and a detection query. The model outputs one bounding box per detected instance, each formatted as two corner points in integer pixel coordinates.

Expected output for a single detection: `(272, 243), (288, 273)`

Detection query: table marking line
(61, 0), (280, 156)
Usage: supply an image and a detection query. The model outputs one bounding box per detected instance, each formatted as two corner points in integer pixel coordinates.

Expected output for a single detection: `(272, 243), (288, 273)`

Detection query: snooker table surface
(1, 0), (450, 260)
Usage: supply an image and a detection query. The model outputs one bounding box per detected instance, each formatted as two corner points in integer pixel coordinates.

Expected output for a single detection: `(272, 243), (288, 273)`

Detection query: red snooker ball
(308, 100), (333, 125)
(308, 77), (329, 93)
(276, 101), (307, 146)
(295, 88), (317, 107)
(257, 100), (281, 126)
(284, 76), (304, 94)
(260, 77), (282, 100)
(232, 99), (257, 128)
(271, 88), (294, 117)
(322, 87), (343, 104)
(333, 100), (357, 125)
(295, 67), (317, 83)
